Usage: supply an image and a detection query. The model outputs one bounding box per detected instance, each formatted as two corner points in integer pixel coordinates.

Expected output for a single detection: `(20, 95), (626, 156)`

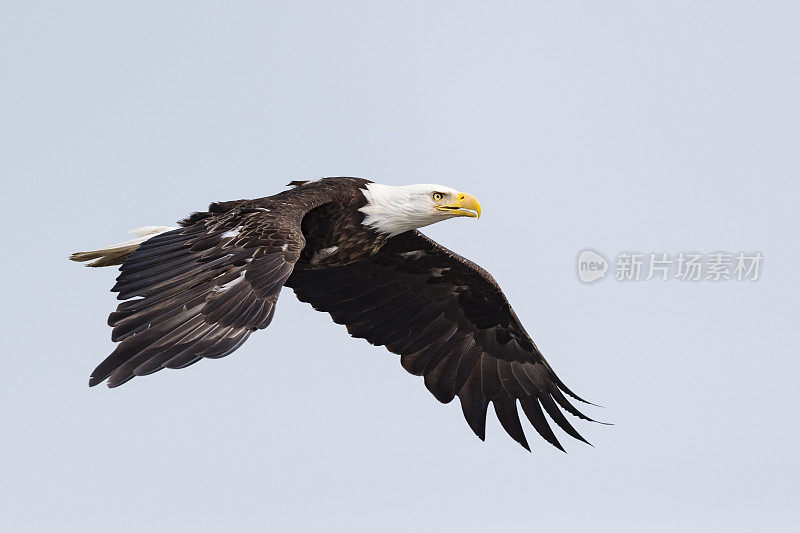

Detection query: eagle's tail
(69, 226), (178, 267)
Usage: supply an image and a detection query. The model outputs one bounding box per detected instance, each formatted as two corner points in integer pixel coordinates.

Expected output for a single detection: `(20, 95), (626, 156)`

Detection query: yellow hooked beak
(436, 192), (482, 218)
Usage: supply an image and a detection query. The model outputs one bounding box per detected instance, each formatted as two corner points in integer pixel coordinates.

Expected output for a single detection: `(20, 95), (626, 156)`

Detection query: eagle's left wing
(287, 230), (600, 450)
(89, 205), (307, 387)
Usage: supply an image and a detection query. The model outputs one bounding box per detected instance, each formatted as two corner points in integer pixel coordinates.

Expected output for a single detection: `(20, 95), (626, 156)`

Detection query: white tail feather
(70, 226), (178, 267)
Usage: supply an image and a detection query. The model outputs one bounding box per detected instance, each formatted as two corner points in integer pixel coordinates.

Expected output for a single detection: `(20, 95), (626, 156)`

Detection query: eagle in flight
(71, 177), (600, 451)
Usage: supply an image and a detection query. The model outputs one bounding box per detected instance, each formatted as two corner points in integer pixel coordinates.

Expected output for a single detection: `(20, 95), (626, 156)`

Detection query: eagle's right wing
(287, 230), (601, 451)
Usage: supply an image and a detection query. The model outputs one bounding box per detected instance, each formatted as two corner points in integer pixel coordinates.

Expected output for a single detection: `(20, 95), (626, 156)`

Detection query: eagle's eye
(432, 192), (444, 201)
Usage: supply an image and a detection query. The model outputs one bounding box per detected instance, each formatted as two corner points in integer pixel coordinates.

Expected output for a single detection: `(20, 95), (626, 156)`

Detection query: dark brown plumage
(72, 177), (599, 450)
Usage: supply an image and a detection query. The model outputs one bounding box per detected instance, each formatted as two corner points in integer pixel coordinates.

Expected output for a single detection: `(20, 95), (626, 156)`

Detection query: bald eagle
(71, 177), (599, 451)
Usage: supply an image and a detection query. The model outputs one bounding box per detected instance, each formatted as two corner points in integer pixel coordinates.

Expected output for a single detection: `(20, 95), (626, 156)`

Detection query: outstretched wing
(90, 205), (306, 387)
(286, 231), (599, 450)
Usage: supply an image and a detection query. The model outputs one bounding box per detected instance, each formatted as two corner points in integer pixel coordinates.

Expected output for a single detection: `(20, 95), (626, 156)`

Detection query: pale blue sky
(2, 2), (798, 531)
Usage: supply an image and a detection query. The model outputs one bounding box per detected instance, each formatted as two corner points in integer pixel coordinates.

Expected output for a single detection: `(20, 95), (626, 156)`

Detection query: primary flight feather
(71, 177), (599, 451)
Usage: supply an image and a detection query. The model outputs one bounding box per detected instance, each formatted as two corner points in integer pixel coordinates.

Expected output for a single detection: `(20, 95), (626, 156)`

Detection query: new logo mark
(577, 249), (608, 283)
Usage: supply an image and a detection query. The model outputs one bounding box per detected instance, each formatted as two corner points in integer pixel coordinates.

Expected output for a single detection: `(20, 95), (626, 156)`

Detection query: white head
(359, 183), (482, 236)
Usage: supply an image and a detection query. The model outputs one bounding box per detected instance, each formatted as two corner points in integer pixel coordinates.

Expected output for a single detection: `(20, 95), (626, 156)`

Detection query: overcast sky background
(2, 2), (799, 531)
